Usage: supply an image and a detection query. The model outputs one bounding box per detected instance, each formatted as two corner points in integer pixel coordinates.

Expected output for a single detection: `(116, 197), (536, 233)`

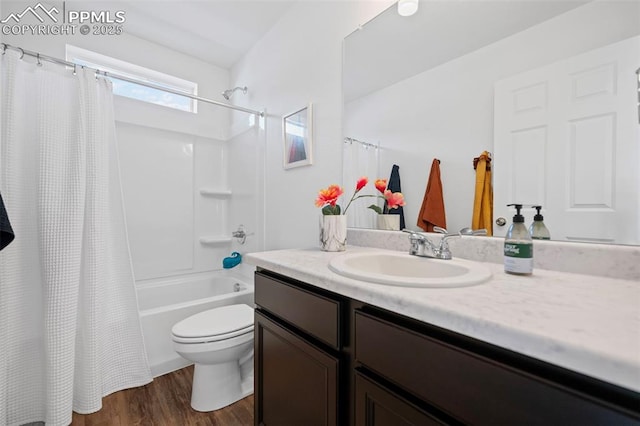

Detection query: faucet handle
(232, 225), (252, 244)
(402, 228), (427, 245)
(458, 227), (487, 236)
(402, 229), (426, 240)
(433, 226), (448, 234)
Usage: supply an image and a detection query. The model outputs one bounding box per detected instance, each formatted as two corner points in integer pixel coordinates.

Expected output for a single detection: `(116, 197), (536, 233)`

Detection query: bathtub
(137, 270), (254, 377)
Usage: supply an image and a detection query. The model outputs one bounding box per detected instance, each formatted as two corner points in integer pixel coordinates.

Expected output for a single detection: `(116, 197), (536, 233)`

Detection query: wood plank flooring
(71, 366), (254, 426)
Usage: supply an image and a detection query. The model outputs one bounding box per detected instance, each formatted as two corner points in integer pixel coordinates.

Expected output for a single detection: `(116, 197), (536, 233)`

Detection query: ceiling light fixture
(397, 0), (419, 17)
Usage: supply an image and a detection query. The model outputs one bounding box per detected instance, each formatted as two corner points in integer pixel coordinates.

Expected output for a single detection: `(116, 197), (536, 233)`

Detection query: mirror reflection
(343, 0), (640, 245)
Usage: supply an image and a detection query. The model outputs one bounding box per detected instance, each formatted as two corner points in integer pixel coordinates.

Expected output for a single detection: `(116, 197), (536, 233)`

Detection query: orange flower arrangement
(368, 179), (406, 214)
(315, 177), (405, 215)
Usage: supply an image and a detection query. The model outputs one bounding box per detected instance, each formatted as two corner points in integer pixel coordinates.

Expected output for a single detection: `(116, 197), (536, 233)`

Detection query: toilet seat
(172, 326), (253, 344)
(172, 304), (254, 344)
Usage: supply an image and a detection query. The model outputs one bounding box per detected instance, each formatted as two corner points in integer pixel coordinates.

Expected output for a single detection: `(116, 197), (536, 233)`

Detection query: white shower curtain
(0, 53), (151, 425)
(343, 140), (379, 228)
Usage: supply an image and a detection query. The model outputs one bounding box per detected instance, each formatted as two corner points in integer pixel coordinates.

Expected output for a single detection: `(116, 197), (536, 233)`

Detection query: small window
(66, 45), (198, 113)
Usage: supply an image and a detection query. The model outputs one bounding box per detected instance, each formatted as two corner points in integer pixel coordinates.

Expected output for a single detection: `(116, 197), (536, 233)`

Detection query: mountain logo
(1, 3), (60, 24)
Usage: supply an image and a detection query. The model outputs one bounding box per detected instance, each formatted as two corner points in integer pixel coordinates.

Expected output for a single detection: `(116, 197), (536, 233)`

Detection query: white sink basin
(328, 251), (492, 288)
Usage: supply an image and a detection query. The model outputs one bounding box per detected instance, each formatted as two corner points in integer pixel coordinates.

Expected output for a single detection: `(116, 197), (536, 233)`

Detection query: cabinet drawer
(255, 271), (341, 349)
(355, 311), (638, 425)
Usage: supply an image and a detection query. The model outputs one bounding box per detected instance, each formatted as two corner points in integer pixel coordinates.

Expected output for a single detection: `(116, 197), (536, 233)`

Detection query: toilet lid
(172, 304), (253, 339)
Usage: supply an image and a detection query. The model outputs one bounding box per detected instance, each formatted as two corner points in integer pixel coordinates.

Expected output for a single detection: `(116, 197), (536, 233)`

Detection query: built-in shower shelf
(199, 237), (232, 245)
(199, 188), (232, 196)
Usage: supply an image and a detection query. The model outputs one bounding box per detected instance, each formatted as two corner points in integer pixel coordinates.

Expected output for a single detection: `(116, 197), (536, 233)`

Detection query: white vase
(319, 215), (347, 252)
(376, 214), (400, 231)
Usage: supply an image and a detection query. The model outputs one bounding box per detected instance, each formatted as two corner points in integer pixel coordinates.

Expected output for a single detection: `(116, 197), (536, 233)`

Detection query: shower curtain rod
(344, 137), (378, 149)
(1, 43), (265, 117)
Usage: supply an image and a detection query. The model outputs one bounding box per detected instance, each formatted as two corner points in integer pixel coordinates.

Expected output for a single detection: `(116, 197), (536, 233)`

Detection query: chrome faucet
(403, 227), (487, 260)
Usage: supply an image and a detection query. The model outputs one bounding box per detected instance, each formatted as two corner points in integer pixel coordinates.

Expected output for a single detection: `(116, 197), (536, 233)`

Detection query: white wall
(1, 6), (255, 280)
(229, 1), (394, 250)
(345, 1), (640, 233)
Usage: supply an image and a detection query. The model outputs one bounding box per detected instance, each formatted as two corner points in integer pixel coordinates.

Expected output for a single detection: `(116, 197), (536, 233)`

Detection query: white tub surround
(245, 246), (640, 394)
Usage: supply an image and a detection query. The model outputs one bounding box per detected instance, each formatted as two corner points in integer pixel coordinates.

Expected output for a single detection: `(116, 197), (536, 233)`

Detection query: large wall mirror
(343, 0), (640, 245)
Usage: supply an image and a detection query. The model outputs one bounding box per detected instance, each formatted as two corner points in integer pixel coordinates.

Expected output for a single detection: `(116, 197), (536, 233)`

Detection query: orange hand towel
(417, 159), (446, 232)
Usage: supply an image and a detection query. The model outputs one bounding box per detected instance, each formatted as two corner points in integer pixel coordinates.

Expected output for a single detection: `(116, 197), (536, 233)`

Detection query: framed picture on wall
(283, 104), (313, 169)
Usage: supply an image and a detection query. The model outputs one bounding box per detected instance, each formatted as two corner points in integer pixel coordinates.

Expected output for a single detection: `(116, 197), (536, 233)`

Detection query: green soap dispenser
(529, 205), (551, 240)
(504, 204), (533, 275)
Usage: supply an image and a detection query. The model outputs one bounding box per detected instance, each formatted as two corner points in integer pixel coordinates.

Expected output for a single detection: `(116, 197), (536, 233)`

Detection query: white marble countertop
(245, 245), (640, 394)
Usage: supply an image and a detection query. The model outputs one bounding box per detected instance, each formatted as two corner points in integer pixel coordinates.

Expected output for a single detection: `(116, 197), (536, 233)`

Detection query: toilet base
(191, 361), (242, 412)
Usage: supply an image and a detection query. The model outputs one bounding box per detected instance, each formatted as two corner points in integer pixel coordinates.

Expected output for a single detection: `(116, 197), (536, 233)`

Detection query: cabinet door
(355, 372), (444, 426)
(255, 311), (338, 426)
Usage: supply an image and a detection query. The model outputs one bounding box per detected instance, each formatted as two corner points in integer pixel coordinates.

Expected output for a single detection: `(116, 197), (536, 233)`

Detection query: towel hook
(472, 151), (491, 170)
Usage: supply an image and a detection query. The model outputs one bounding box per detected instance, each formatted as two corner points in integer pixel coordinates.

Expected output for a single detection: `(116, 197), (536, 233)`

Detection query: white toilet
(171, 304), (254, 412)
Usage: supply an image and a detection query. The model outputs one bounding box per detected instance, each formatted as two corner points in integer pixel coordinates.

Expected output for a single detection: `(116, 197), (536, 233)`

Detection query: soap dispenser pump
(504, 204), (533, 275)
(529, 205), (551, 240)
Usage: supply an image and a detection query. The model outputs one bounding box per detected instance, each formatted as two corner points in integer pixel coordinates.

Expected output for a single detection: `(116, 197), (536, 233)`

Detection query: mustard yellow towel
(472, 151), (493, 236)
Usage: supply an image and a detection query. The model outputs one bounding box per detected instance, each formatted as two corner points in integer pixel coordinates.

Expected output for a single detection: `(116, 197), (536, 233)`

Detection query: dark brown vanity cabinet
(255, 269), (640, 426)
(254, 270), (348, 426)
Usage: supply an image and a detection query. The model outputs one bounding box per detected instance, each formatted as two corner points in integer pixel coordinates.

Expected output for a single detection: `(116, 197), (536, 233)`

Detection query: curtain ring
(95, 69), (99, 80)
(18, 48), (24, 60)
(1, 44), (6, 55)
(36, 53), (42, 67)
(73, 64), (77, 75)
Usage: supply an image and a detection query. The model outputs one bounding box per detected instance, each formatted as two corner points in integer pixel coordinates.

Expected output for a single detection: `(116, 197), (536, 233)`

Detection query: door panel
(494, 36), (639, 243)
(255, 311), (338, 426)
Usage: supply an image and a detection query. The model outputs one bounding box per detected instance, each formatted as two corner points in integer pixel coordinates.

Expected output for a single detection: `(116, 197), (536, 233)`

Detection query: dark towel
(417, 159), (447, 232)
(0, 192), (15, 251)
(384, 164), (405, 230)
